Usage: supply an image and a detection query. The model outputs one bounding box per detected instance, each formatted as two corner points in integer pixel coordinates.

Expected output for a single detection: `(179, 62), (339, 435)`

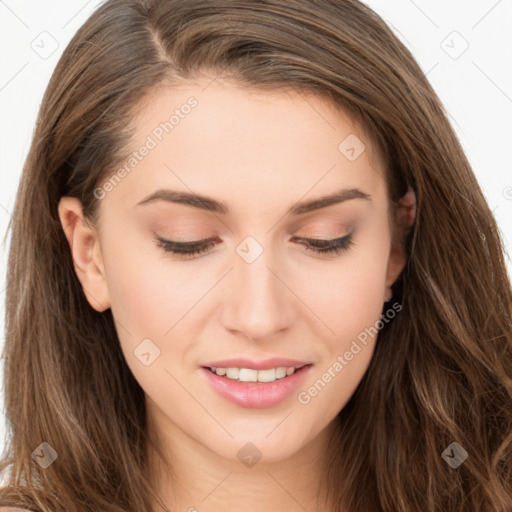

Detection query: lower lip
(201, 365), (313, 409)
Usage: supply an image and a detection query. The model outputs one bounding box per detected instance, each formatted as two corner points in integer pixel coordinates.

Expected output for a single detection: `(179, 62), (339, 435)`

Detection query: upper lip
(202, 358), (312, 371)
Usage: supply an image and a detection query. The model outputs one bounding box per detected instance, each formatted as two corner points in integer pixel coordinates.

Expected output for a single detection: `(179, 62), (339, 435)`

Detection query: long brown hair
(1, 1), (511, 511)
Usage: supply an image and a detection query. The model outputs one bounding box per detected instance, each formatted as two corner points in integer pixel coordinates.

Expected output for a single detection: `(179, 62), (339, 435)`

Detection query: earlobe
(395, 185), (417, 229)
(57, 197), (111, 312)
(384, 186), (417, 299)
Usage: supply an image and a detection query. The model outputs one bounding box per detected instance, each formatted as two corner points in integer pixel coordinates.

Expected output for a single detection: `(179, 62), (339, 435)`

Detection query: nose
(220, 241), (295, 342)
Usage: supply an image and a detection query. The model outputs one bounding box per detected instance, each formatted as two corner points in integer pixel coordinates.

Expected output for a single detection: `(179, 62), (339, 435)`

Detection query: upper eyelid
(299, 234), (351, 242)
(157, 234), (350, 243)
(154, 232), (354, 258)
(155, 234), (353, 250)
(152, 225), (353, 241)
(155, 235), (353, 258)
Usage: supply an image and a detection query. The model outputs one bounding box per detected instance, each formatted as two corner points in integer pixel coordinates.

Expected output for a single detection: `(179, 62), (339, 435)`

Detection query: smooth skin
(58, 77), (416, 512)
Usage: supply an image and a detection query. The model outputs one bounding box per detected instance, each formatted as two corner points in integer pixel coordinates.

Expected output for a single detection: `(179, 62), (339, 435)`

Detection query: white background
(1, 0), (511, 452)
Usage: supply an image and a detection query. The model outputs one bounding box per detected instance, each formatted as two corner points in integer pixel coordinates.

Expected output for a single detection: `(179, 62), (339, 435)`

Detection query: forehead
(101, 77), (386, 214)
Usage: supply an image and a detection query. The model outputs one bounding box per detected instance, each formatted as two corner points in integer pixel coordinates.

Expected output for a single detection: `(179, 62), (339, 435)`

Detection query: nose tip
(220, 244), (293, 341)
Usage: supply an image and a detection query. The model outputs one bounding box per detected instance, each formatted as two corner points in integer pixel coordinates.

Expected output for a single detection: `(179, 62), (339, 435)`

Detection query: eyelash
(154, 234), (354, 257)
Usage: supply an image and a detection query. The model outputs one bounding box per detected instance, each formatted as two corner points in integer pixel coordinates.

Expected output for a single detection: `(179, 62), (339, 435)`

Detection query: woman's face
(60, 77), (407, 463)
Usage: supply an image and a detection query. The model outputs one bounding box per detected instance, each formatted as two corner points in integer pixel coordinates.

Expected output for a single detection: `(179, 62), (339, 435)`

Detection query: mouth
(203, 364), (310, 383)
(200, 362), (313, 408)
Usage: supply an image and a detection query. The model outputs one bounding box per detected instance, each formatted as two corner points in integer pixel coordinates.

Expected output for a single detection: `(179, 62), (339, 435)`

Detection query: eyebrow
(135, 187), (372, 216)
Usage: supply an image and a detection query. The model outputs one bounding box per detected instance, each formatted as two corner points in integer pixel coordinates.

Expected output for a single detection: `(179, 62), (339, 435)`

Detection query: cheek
(100, 235), (201, 396)
(101, 231), (205, 338)
(299, 228), (391, 413)
(302, 225), (391, 346)
(99, 228), (225, 398)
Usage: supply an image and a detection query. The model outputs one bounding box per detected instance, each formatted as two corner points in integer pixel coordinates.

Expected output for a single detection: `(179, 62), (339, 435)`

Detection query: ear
(384, 186), (417, 301)
(58, 196), (111, 312)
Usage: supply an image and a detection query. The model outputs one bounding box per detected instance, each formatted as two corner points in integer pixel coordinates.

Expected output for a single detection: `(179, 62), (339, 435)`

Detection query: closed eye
(154, 233), (354, 258)
(295, 234), (354, 255)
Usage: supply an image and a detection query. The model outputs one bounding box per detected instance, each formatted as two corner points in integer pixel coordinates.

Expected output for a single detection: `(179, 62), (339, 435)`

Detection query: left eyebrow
(135, 187), (372, 215)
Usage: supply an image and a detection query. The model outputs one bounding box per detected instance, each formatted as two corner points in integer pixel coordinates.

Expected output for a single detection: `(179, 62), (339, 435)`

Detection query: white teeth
(275, 367), (287, 379)
(256, 368), (276, 382)
(239, 368), (258, 382)
(210, 365), (299, 382)
(226, 368), (240, 379)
